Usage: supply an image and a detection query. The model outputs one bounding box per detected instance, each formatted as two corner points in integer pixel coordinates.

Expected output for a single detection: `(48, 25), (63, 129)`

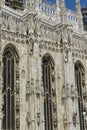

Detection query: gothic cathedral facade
(0, 0), (87, 130)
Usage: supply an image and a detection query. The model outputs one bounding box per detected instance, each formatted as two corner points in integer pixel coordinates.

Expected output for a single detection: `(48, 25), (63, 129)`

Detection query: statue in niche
(29, 16), (34, 34)
(64, 48), (68, 63)
(26, 81), (30, 95)
(26, 112), (31, 128)
(54, 115), (57, 128)
(72, 113), (77, 127)
(51, 69), (55, 82)
(63, 29), (68, 43)
(34, 19), (41, 37)
(63, 114), (67, 127)
(16, 115), (20, 128)
(62, 85), (66, 100)
(34, 18), (38, 37)
(37, 112), (40, 126)
(71, 85), (76, 101)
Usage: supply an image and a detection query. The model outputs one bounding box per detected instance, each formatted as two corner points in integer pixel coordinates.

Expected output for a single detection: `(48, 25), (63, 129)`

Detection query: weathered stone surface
(0, 0), (87, 130)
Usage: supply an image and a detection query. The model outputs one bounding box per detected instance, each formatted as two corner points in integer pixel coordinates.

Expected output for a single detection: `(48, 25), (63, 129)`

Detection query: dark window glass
(42, 55), (53, 130)
(75, 63), (85, 130)
(2, 49), (15, 130)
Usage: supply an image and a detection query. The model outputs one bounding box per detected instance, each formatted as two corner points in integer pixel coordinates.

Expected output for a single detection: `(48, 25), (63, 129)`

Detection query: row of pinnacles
(0, 0), (87, 130)
(0, 0), (85, 31)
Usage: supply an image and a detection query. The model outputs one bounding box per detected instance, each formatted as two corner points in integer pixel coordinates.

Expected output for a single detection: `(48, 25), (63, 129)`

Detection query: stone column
(63, 48), (76, 130)
(0, 0), (5, 7)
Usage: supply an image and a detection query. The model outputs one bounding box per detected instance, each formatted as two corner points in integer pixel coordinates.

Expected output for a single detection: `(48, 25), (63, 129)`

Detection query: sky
(43, 0), (87, 10)
(66, 0), (87, 10)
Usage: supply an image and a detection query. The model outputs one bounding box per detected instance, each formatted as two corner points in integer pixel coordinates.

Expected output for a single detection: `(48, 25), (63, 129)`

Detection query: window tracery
(75, 62), (85, 130)
(42, 54), (57, 130)
(2, 45), (20, 130)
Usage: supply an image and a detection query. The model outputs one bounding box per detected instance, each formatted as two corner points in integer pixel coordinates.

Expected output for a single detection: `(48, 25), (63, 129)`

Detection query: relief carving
(26, 112), (31, 127)
(53, 115), (57, 128)
(63, 114), (67, 127)
(37, 112), (40, 126)
(71, 85), (76, 101)
(72, 113), (77, 127)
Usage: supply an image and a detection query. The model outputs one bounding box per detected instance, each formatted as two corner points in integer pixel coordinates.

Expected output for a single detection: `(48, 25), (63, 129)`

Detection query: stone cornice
(1, 5), (37, 20)
(1, 5), (29, 17)
(73, 31), (86, 40)
(0, 5), (87, 41)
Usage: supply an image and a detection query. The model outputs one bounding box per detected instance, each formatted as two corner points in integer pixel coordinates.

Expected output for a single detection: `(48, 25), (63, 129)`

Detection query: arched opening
(42, 54), (54, 130)
(2, 45), (19, 130)
(75, 62), (85, 130)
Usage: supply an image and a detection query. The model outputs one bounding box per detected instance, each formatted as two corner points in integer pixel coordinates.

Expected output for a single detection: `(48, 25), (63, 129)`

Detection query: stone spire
(76, 0), (81, 13)
(60, 0), (67, 24)
(60, 0), (66, 8)
(28, 0), (37, 11)
(56, 0), (60, 16)
(27, 0), (41, 12)
(24, 0), (29, 8)
(56, 0), (60, 7)
(75, 0), (83, 31)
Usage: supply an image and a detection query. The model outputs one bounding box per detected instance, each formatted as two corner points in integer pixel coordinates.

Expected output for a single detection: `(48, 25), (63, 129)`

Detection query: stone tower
(0, 0), (87, 130)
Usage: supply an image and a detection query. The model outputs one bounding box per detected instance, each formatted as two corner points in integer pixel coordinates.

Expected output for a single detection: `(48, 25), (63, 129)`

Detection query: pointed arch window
(2, 46), (19, 130)
(42, 54), (55, 130)
(75, 62), (85, 130)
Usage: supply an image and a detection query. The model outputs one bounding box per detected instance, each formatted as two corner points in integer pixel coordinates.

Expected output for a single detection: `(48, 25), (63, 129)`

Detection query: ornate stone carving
(29, 16), (34, 34)
(16, 115), (20, 128)
(0, 1), (87, 130)
(52, 87), (56, 97)
(26, 112), (31, 126)
(72, 113), (77, 127)
(37, 112), (40, 126)
(71, 85), (76, 101)
(30, 38), (34, 55)
(63, 114), (68, 127)
(52, 101), (57, 112)
(35, 87), (40, 98)
(51, 71), (55, 82)
(16, 81), (19, 93)
(21, 69), (25, 78)
(26, 81), (30, 95)
(62, 85), (66, 100)
(16, 66), (20, 129)
(16, 68), (19, 79)
(16, 97), (20, 110)
(53, 115), (57, 128)
(64, 47), (68, 63)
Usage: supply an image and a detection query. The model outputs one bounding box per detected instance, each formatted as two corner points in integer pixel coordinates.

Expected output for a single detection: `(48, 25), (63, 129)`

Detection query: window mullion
(46, 65), (48, 130)
(42, 57), (54, 130)
(75, 64), (85, 130)
(3, 57), (7, 129)
(48, 65), (51, 130)
(2, 48), (19, 130)
(6, 59), (8, 129)
(7, 59), (11, 129)
(10, 58), (12, 129)
(11, 58), (15, 129)
(43, 65), (47, 130)
(47, 65), (50, 130)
